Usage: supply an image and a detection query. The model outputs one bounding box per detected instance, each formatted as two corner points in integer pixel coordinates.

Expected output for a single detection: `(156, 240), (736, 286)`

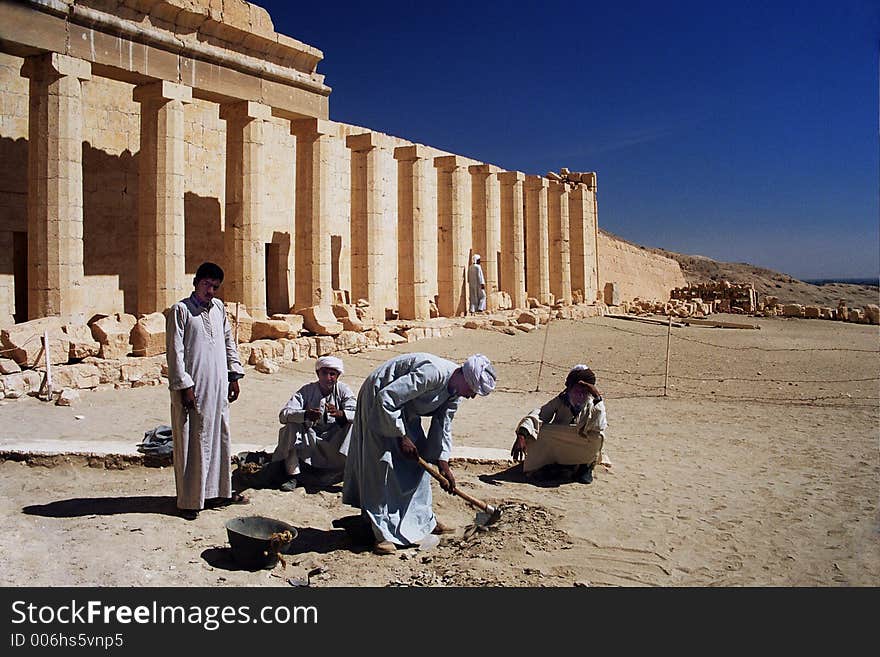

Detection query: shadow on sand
(478, 463), (578, 489)
(22, 495), (180, 518)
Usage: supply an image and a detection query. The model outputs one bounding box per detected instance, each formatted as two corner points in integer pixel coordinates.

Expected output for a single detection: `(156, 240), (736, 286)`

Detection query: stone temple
(0, 0), (686, 330)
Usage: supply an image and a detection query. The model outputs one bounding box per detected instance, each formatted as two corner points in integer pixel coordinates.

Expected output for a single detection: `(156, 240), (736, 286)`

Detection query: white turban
(315, 356), (344, 374)
(472, 254), (481, 265)
(461, 353), (496, 396)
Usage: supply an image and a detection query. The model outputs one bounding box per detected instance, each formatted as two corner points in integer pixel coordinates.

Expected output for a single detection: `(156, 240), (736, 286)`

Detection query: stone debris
(89, 313), (136, 360)
(130, 312), (166, 357)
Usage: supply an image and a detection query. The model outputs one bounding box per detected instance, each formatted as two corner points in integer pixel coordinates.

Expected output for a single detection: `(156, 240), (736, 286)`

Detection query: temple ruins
(0, 0), (642, 329)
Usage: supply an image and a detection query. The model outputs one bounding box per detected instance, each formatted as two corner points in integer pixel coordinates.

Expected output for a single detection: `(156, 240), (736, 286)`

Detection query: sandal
(207, 493), (251, 508)
(178, 508), (199, 520)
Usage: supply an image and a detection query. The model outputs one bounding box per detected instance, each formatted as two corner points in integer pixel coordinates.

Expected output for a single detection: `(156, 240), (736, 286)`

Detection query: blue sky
(258, 0), (878, 280)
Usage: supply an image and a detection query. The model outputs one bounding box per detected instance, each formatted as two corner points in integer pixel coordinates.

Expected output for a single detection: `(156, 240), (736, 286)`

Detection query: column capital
(219, 100), (272, 122)
(133, 80), (192, 104)
(468, 163), (502, 176)
(290, 117), (337, 138)
(394, 144), (431, 161)
(497, 170), (525, 184)
(434, 155), (467, 171)
(581, 172), (597, 190)
(525, 175), (549, 190)
(21, 53), (92, 81)
(346, 131), (394, 152)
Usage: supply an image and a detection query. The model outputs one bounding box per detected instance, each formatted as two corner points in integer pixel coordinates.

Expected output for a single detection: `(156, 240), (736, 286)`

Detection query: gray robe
(272, 380), (356, 477)
(342, 352), (461, 546)
(166, 295), (244, 510)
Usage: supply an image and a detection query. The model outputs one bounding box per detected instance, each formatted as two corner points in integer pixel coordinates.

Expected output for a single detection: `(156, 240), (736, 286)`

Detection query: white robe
(166, 295), (244, 510)
(343, 353), (461, 546)
(272, 380), (356, 477)
(467, 263), (486, 312)
(516, 392), (607, 473)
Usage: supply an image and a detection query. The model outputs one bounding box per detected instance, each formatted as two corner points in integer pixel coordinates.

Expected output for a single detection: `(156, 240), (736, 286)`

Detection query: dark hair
(194, 262), (224, 283)
(565, 367), (596, 388)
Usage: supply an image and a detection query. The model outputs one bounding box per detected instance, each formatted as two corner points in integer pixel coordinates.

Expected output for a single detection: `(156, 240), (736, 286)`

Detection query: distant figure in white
(272, 356), (356, 490)
(511, 365), (611, 484)
(467, 254), (487, 313)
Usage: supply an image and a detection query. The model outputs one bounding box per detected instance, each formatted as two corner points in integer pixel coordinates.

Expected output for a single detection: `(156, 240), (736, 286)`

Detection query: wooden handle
(418, 457), (489, 512)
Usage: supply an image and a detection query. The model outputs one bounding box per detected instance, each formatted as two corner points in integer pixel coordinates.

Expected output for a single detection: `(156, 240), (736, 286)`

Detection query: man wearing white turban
(343, 352), (496, 554)
(467, 254), (486, 314)
(271, 356), (356, 490)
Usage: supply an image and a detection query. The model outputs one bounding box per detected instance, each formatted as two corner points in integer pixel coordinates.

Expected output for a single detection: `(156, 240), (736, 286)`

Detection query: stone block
(572, 290), (584, 304)
(82, 356), (123, 384)
(488, 290), (512, 311)
(237, 343), (253, 364)
(295, 337), (316, 359)
(518, 311), (539, 326)
(527, 297), (541, 309)
(121, 357), (163, 384)
(255, 358), (280, 374)
(864, 304), (879, 324)
(89, 313), (136, 360)
(332, 305), (365, 332)
(314, 336), (335, 356)
(782, 304), (805, 317)
(56, 388), (80, 407)
(1, 316), (69, 368)
(515, 323), (536, 332)
(248, 340), (279, 364)
(270, 314), (305, 335)
(372, 326), (407, 345)
(63, 324), (101, 360)
(50, 363), (101, 390)
(226, 303), (253, 343)
(131, 312), (166, 357)
(847, 309), (864, 323)
(252, 319), (293, 340)
(299, 306), (343, 336)
(603, 282), (621, 306)
(0, 358), (20, 374)
(336, 330), (368, 352)
(804, 306), (820, 319)
(1, 372), (29, 398)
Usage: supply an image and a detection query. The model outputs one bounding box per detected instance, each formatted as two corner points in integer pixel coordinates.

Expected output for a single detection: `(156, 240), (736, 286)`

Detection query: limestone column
(524, 175), (552, 305)
(569, 183), (597, 303)
(434, 156), (472, 317)
(290, 118), (336, 309)
(347, 132), (397, 321)
(497, 171), (526, 309)
(395, 144), (436, 320)
(220, 101), (271, 318)
(469, 164), (501, 307)
(133, 80), (191, 315)
(548, 179), (572, 304)
(21, 53), (91, 322)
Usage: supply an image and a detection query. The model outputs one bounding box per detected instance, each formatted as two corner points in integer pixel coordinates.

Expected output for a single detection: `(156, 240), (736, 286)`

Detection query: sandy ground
(0, 313), (877, 587)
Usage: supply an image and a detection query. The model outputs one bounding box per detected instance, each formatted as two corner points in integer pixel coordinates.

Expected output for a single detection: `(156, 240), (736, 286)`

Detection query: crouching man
(272, 356), (356, 490)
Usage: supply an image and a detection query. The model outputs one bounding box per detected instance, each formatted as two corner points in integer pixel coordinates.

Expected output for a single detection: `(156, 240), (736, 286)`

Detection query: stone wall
(598, 231), (687, 304)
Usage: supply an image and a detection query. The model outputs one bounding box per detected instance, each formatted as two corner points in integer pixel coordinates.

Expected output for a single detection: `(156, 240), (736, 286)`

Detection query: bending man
(343, 352), (497, 554)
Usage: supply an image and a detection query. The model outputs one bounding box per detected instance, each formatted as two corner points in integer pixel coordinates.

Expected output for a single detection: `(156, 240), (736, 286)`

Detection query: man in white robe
(166, 262), (246, 520)
(272, 355), (356, 490)
(511, 365), (608, 484)
(343, 352), (496, 554)
(467, 254), (486, 313)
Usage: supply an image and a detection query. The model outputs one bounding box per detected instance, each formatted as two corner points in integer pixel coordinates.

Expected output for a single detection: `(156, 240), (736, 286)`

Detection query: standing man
(467, 254), (486, 314)
(272, 355), (356, 490)
(343, 352), (497, 555)
(166, 262), (247, 520)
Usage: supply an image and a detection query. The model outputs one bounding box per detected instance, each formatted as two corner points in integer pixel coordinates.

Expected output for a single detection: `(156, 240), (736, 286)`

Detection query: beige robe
(516, 393), (608, 473)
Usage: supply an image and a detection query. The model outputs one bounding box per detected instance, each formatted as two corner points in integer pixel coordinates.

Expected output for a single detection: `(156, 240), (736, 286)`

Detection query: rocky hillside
(600, 230), (879, 309)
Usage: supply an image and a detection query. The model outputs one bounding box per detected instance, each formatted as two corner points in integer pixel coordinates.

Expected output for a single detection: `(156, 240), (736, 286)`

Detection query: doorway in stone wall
(13, 231), (27, 323)
(265, 241), (286, 316)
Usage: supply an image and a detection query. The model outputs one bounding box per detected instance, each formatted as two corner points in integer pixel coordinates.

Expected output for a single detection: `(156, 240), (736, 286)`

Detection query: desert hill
(601, 229), (879, 309)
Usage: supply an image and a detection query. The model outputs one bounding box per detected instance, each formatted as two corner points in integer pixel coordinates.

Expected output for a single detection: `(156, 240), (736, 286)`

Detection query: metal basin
(225, 516), (297, 570)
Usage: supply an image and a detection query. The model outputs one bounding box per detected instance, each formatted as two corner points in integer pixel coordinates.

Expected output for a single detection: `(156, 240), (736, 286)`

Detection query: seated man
(510, 365), (608, 484)
(272, 356), (356, 490)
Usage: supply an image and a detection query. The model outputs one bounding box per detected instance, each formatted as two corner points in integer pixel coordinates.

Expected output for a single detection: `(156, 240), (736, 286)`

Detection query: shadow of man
(23, 495), (179, 518)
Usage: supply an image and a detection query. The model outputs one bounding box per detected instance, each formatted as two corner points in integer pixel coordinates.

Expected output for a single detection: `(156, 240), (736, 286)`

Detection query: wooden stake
(663, 315), (672, 397)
